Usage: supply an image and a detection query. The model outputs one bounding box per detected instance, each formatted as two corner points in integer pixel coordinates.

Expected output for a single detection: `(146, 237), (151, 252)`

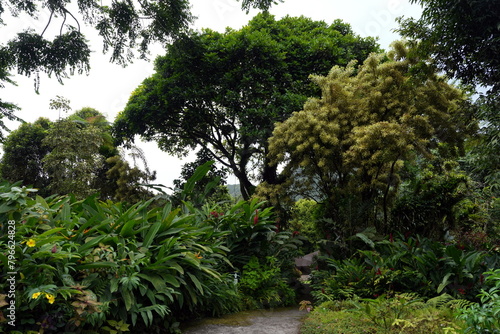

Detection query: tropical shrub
(288, 199), (323, 252)
(0, 161), (305, 333)
(458, 268), (500, 333)
(310, 233), (500, 303)
(301, 294), (467, 334)
(0, 180), (237, 333)
(237, 256), (296, 309)
(201, 197), (303, 271)
(391, 162), (470, 239)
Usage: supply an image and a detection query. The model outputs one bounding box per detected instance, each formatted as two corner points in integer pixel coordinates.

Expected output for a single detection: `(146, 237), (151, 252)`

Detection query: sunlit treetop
(263, 41), (474, 221)
(113, 12), (379, 199)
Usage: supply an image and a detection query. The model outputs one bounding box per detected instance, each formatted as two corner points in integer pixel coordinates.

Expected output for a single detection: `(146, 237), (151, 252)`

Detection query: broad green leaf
(77, 235), (108, 253)
(35, 195), (49, 208)
(59, 201), (71, 222)
(142, 221), (162, 248)
(163, 274), (181, 288)
(76, 261), (119, 270)
(110, 278), (119, 293)
(0, 202), (15, 213)
(119, 218), (143, 238)
(437, 272), (453, 294)
(137, 273), (169, 291)
(158, 227), (186, 237)
(187, 272), (204, 294)
(181, 161), (214, 199)
(37, 227), (65, 238)
(122, 289), (134, 311)
(200, 266), (221, 279)
(445, 245), (462, 264)
(355, 232), (375, 249)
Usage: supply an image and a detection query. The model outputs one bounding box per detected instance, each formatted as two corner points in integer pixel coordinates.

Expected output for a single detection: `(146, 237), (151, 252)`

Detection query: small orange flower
(194, 252), (203, 259)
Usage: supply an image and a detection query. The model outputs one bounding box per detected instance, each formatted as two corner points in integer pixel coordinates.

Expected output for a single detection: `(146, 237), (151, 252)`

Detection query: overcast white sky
(1, 0), (422, 190)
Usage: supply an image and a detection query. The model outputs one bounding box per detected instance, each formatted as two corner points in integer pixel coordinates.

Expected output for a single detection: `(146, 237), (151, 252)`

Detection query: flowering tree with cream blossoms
(262, 42), (474, 238)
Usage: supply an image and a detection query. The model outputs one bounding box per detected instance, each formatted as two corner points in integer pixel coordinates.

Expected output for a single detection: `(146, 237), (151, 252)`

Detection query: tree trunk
(235, 140), (255, 200)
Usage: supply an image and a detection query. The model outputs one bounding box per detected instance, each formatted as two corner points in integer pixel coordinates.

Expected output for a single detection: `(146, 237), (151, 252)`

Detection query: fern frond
(426, 293), (455, 308)
(87, 276), (108, 297)
(447, 298), (475, 310)
(426, 293), (474, 310)
(397, 292), (420, 301)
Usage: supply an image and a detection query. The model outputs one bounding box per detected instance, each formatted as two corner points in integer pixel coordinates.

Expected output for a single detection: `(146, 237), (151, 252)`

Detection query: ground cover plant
(457, 268), (500, 333)
(300, 294), (468, 334)
(301, 233), (500, 334)
(310, 233), (499, 303)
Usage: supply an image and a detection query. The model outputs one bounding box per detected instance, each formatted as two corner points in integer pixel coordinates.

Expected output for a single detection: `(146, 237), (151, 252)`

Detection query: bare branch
(41, 10), (54, 37)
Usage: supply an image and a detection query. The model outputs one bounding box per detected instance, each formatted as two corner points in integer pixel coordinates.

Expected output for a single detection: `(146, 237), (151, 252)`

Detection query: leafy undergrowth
(300, 295), (466, 334)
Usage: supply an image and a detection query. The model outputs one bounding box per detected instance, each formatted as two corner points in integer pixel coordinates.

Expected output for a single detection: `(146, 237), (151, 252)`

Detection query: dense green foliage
(457, 269), (500, 333)
(0, 109), (155, 202)
(391, 159), (470, 239)
(263, 42), (473, 238)
(397, 0), (500, 224)
(301, 295), (466, 334)
(1, 3), (499, 333)
(238, 256), (296, 309)
(310, 233), (499, 303)
(0, 118), (52, 195)
(397, 0), (500, 90)
(113, 13), (379, 199)
(169, 149), (230, 208)
(301, 233), (499, 333)
(42, 118), (106, 197)
(0, 171), (301, 333)
(462, 95), (500, 194)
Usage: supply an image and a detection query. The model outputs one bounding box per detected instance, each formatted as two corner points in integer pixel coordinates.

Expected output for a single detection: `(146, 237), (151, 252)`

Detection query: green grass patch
(300, 296), (465, 334)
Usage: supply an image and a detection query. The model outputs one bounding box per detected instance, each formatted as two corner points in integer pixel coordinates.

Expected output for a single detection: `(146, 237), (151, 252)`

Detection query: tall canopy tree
(397, 0), (500, 220)
(0, 108), (154, 201)
(0, 117), (51, 195)
(42, 117), (106, 197)
(113, 13), (379, 199)
(396, 0), (500, 91)
(0, 0), (281, 140)
(262, 42), (474, 238)
(462, 95), (500, 192)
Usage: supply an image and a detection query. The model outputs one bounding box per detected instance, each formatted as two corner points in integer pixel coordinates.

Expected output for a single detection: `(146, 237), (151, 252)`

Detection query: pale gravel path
(180, 307), (308, 334)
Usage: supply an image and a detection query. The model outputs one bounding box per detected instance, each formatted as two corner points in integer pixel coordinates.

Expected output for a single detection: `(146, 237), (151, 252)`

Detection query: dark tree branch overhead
(0, 0), (281, 141)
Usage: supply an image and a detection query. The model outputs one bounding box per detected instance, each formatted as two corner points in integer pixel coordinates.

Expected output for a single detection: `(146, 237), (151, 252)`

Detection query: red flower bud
(253, 210), (259, 225)
(51, 245), (57, 253)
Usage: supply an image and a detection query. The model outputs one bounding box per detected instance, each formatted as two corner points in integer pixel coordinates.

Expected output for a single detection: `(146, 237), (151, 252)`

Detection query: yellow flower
(44, 293), (55, 304)
(31, 292), (42, 299)
(194, 252), (203, 259)
(26, 239), (36, 247)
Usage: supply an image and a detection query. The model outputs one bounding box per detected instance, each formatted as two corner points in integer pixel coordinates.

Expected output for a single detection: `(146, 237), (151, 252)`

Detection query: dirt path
(180, 307), (308, 334)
